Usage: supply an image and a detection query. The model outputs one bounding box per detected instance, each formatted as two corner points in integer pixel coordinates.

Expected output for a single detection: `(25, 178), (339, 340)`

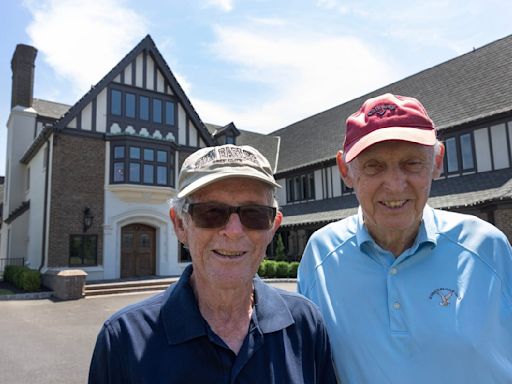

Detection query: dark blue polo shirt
(89, 265), (336, 383)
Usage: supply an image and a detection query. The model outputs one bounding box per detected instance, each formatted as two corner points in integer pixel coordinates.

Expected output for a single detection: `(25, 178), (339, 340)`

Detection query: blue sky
(1, 0), (512, 176)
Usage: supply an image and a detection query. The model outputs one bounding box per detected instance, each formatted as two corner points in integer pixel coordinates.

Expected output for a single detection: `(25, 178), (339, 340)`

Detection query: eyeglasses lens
(187, 203), (276, 230)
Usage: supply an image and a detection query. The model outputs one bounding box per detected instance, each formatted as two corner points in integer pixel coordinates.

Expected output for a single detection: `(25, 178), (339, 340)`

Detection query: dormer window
(225, 135), (235, 144)
(109, 87), (176, 127)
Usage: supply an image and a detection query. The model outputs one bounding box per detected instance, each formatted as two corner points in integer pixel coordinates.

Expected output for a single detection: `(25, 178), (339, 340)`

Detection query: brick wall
(495, 208), (512, 242)
(47, 133), (105, 267)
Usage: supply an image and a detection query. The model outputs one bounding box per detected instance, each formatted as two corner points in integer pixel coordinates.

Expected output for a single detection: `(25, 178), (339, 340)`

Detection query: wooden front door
(121, 224), (156, 278)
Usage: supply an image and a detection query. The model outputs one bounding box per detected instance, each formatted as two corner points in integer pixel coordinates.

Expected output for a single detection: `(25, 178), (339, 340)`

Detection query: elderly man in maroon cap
(299, 93), (512, 383)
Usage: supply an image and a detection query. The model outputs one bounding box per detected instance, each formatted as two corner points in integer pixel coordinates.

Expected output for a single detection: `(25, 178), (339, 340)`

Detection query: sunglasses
(183, 202), (277, 230)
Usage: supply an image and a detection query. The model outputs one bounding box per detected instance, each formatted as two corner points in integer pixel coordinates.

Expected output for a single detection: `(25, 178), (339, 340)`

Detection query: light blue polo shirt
(298, 205), (512, 384)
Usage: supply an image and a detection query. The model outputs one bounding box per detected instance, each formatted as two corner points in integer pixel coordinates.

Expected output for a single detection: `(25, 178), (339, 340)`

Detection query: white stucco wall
(25, 143), (48, 269)
(189, 121), (198, 146)
(178, 104), (186, 145)
(156, 70), (165, 93)
(146, 54), (155, 91)
(81, 101), (92, 131)
(5, 106), (37, 214)
(1, 107), (37, 261)
(96, 88), (107, 133)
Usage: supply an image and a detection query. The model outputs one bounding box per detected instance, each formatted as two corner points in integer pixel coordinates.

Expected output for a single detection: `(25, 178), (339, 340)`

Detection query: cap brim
(345, 127), (436, 162)
(177, 171), (281, 198)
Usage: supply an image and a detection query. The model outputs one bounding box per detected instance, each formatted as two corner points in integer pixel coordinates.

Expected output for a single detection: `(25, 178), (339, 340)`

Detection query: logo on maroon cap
(367, 103), (396, 117)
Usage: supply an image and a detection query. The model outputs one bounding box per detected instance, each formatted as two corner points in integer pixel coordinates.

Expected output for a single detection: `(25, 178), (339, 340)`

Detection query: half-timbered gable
(2, 35), (218, 280)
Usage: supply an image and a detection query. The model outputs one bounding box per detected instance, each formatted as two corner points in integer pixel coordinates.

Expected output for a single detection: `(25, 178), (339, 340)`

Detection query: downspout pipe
(39, 136), (50, 271)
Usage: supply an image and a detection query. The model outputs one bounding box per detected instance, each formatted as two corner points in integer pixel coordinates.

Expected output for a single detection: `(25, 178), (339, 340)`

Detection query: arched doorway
(121, 223), (156, 278)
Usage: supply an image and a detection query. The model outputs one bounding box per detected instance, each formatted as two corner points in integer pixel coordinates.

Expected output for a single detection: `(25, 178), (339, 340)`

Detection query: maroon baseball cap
(343, 93), (437, 162)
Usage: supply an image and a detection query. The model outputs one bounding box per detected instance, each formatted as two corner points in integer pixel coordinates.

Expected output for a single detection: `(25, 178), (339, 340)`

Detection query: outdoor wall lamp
(83, 207), (94, 232)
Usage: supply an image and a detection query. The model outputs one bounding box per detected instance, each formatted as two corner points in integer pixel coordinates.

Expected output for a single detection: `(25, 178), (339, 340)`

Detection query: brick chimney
(11, 44), (38, 108)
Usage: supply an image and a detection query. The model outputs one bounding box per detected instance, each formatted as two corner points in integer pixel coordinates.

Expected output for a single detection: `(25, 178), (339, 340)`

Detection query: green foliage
(3, 265), (17, 283)
(258, 259), (268, 277)
(265, 260), (277, 278)
(274, 234), (287, 261)
(289, 262), (300, 278)
(4, 265), (24, 286)
(275, 261), (290, 278)
(20, 270), (41, 292)
(3, 265), (40, 292)
(258, 259), (300, 278)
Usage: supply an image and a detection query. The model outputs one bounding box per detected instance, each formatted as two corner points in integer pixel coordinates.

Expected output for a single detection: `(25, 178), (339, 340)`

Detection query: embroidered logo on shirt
(428, 288), (461, 307)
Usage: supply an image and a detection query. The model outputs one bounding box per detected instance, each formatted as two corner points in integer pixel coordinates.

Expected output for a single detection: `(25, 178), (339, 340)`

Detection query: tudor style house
(2, 34), (512, 281)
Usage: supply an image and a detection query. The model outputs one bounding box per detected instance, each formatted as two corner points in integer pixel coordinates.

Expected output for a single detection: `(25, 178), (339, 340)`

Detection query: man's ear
(433, 143), (445, 179)
(273, 211), (283, 232)
(170, 207), (187, 245)
(336, 150), (353, 187)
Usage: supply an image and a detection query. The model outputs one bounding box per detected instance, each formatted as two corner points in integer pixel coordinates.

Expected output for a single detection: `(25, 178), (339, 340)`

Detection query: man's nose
(221, 213), (245, 236)
(383, 166), (407, 191)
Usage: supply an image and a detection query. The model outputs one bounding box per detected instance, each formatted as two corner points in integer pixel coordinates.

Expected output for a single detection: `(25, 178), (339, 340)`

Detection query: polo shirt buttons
(390, 268), (398, 275)
(393, 302), (401, 310)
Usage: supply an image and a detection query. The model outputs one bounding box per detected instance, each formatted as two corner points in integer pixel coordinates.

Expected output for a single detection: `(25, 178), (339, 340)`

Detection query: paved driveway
(0, 281), (296, 384)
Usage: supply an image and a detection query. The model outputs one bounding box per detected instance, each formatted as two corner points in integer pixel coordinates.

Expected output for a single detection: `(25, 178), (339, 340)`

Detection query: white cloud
(315, 0), (349, 15)
(24, 0), (148, 99)
(196, 25), (396, 132)
(203, 0), (233, 12)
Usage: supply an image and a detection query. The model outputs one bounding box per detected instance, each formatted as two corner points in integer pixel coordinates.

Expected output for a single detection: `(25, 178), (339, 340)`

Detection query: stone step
(85, 277), (178, 297)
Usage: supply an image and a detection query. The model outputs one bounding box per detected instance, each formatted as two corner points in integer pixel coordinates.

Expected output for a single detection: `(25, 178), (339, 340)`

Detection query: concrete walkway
(0, 281), (296, 384)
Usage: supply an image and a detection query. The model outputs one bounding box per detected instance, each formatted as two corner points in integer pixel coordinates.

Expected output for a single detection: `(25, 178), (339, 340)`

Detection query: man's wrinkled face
(340, 141), (442, 243)
(172, 178), (281, 290)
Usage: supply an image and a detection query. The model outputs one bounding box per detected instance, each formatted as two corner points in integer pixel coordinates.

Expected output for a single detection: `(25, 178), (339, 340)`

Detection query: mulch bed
(0, 280), (50, 295)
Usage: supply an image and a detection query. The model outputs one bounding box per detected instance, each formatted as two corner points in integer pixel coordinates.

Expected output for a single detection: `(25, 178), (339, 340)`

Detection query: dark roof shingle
(272, 34), (512, 173)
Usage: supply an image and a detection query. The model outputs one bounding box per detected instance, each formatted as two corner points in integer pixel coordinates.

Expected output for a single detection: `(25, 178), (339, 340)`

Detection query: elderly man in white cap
(89, 144), (336, 383)
(299, 93), (512, 383)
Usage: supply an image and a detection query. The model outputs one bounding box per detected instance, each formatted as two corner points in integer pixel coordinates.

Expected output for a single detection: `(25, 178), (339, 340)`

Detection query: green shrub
(265, 260), (277, 278)
(258, 259), (268, 277)
(20, 269), (41, 292)
(15, 267), (27, 287)
(275, 261), (290, 278)
(3, 266), (40, 291)
(3, 265), (16, 283)
(289, 262), (299, 278)
(4, 265), (25, 286)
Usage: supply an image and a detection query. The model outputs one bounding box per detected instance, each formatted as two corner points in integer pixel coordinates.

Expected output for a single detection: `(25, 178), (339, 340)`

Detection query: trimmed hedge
(289, 262), (299, 278)
(258, 259), (299, 278)
(265, 260), (277, 278)
(275, 261), (290, 278)
(4, 265), (41, 292)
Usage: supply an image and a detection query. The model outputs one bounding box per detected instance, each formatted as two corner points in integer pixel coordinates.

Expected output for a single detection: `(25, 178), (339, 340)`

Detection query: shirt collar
(161, 265), (294, 345)
(252, 276), (294, 333)
(355, 205), (438, 253)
